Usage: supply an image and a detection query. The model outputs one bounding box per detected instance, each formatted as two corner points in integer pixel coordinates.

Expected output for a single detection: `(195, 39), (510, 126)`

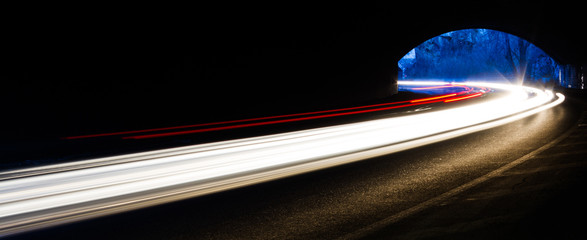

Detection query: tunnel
(2, 1), (586, 139)
(3, 2), (587, 238)
(397, 28), (576, 88)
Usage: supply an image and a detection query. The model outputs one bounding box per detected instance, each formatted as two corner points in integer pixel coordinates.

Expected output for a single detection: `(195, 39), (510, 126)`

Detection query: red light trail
(410, 93), (458, 103)
(444, 92), (484, 102)
(64, 84), (486, 140)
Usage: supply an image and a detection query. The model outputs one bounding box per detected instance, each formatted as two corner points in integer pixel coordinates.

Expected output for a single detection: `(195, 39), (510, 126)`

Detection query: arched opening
(397, 29), (579, 88)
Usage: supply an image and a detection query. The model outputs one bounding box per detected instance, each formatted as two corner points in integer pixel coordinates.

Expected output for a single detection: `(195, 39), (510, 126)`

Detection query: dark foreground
(8, 91), (587, 240)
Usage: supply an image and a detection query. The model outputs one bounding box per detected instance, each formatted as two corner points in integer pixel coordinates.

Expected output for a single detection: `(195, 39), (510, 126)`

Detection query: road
(4, 83), (586, 239)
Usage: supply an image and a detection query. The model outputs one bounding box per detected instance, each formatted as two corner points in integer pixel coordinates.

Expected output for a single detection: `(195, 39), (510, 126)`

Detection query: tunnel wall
(2, 2), (585, 137)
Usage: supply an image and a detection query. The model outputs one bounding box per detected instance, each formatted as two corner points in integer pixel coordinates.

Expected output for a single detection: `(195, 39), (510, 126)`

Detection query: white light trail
(0, 82), (564, 236)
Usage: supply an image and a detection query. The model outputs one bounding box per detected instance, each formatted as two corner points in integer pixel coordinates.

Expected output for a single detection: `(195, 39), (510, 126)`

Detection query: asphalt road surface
(6, 89), (586, 239)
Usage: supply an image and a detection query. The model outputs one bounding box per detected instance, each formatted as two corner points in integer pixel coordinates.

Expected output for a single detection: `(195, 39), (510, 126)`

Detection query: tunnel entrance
(398, 29), (581, 89)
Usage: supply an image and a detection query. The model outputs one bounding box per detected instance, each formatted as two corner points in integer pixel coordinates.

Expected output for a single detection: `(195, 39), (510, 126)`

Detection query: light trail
(123, 90), (481, 139)
(410, 93), (457, 103)
(444, 92), (485, 102)
(61, 97), (429, 140)
(0, 81), (564, 237)
(63, 86), (480, 140)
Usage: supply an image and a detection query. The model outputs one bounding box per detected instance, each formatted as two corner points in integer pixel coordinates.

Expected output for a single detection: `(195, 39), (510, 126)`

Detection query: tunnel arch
(395, 26), (566, 65)
(396, 28), (568, 87)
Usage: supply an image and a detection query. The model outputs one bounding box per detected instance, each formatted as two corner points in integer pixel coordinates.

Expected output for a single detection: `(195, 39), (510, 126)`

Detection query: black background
(2, 1), (585, 139)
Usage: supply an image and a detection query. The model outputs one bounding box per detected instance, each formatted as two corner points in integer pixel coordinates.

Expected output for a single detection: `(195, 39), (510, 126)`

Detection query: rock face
(398, 29), (567, 87)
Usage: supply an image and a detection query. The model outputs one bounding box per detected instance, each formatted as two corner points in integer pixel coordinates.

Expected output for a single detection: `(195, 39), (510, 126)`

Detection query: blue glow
(398, 29), (573, 88)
